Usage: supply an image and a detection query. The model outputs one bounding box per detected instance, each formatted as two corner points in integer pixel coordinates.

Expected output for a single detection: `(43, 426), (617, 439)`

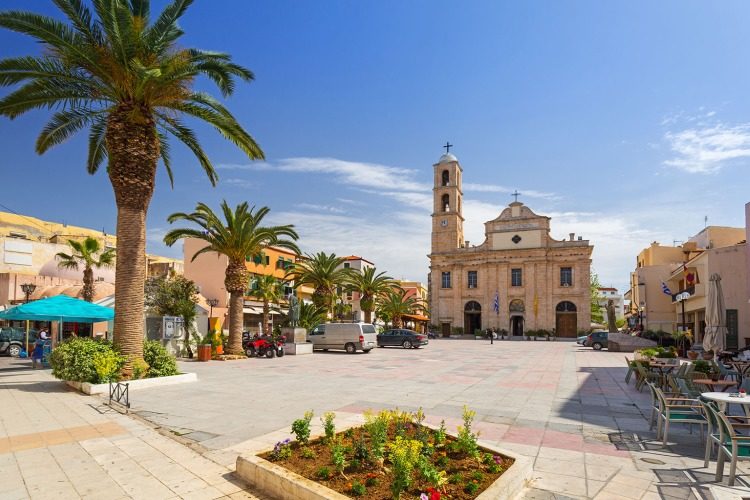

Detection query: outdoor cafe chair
(715, 361), (740, 382)
(704, 400), (750, 485)
(700, 400), (724, 468)
(635, 362), (660, 392)
(648, 381), (683, 431)
(675, 362), (689, 378)
(676, 377), (702, 399)
(653, 384), (705, 447)
(625, 357), (639, 385)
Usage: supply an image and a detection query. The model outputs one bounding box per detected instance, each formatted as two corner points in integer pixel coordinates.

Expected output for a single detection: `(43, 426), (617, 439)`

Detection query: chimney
(465, 240), (470, 247)
(569, 232), (575, 241)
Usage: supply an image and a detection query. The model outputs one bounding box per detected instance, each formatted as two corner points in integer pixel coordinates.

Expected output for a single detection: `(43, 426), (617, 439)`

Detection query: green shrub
(693, 360), (712, 374)
(448, 472), (463, 484)
(143, 340), (178, 378)
(464, 481), (480, 494)
(131, 358), (149, 380)
(350, 481), (366, 497)
(50, 338), (124, 383)
(300, 447), (316, 459)
(292, 410), (314, 445)
(321, 412), (336, 442)
(456, 406), (480, 458)
(316, 466), (330, 480)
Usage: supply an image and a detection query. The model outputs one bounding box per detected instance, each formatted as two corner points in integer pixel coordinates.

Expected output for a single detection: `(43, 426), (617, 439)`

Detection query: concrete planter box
(236, 438), (531, 500)
(66, 372), (197, 395)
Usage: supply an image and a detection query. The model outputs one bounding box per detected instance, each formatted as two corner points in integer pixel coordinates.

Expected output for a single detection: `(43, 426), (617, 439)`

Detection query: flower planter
(197, 344), (212, 362)
(687, 351), (699, 360)
(702, 352), (714, 360)
(66, 372), (197, 395)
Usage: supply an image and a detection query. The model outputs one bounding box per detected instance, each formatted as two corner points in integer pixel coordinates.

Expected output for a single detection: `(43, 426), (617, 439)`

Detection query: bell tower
(431, 145), (464, 253)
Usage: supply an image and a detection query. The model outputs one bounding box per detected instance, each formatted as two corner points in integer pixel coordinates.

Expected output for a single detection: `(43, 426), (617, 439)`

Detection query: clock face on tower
(441, 219), (448, 227)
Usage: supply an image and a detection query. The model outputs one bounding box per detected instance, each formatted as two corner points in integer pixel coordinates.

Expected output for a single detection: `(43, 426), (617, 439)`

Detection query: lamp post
(20, 283), (36, 303)
(20, 283), (36, 355)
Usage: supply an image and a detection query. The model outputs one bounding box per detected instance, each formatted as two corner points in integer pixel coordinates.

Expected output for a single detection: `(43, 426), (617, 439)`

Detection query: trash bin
(197, 344), (212, 362)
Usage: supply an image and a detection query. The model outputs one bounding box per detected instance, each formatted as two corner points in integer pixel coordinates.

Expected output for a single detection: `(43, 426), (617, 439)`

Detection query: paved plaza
(3, 340), (750, 499)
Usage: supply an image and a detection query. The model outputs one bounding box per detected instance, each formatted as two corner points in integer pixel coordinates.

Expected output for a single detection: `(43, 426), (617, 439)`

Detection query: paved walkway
(0, 357), (262, 500)
(129, 340), (750, 499)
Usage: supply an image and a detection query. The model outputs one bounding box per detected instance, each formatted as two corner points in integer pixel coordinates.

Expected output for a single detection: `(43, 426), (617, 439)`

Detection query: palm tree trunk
(227, 291), (244, 354)
(262, 302), (270, 336)
(82, 266), (94, 302)
(225, 259), (249, 355)
(364, 310), (372, 324)
(106, 105), (159, 373)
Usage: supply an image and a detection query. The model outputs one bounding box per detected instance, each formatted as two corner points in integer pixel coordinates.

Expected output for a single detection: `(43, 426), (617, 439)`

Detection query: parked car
(0, 327), (37, 357)
(308, 323), (377, 353)
(576, 335), (588, 345)
(584, 330), (608, 350)
(377, 329), (429, 349)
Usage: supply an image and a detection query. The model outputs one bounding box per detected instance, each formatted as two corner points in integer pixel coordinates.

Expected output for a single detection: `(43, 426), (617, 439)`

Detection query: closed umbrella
(703, 273), (727, 355)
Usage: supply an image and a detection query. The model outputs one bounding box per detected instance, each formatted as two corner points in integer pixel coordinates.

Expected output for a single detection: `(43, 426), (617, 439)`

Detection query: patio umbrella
(0, 295), (114, 323)
(702, 273), (727, 354)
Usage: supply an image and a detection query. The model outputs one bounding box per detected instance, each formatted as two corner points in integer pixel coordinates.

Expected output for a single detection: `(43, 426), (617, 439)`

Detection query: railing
(108, 381), (130, 412)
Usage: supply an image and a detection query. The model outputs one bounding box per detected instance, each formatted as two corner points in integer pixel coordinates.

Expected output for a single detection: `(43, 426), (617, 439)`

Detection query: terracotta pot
(687, 351), (698, 360)
(197, 344), (212, 362)
(702, 352), (714, 360)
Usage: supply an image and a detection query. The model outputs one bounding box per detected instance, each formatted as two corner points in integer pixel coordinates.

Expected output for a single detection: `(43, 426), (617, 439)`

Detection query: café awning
(0, 295), (114, 323)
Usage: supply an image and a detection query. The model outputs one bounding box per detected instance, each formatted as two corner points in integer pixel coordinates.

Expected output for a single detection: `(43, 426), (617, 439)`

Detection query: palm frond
(36, 107), (104, 153)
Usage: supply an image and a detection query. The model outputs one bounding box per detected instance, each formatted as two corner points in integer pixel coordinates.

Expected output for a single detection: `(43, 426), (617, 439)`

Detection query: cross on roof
(443, 141), (453, 153)
(511, 190), (521, 203)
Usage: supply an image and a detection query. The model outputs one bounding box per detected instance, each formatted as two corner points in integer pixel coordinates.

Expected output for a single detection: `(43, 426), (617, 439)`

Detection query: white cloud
(275, 157), (430, 192)
(294, 203), (346, 214)
(664, 122), (750, 173)
(223, 178), (255, 188)
(463, 183), (559, 200)
(216, 162), (272, 171)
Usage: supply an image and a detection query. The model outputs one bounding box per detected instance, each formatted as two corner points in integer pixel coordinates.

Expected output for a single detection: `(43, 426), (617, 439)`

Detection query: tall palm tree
(56, 237), (115, 302)
(0, 1), (262, 367)
(164, 201), (299, 355)
(288, 252), (350, 319)
(376, 287), (425, 328)
(345, 267), (394, 323)
(250, 275), (284, 336)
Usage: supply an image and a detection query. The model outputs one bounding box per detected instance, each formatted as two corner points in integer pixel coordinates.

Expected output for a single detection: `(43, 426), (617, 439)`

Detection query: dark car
(377, 329), (428, 349)
(0, 327), (37, 357)
(583, 330), (608, 350)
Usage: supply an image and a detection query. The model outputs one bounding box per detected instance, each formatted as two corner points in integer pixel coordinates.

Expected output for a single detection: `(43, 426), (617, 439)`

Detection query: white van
(308, 323), (377, 353)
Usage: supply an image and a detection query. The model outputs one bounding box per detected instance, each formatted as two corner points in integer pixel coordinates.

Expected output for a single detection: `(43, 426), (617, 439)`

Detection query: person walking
(31, 337), (45, 369)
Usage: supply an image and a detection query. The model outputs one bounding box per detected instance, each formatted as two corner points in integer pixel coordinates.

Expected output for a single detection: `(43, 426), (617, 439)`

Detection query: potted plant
(197, 331), (213, 362)
(687, 350), (699, 360)
(692, 360), (712, 376)
(702, 349), (715, 361)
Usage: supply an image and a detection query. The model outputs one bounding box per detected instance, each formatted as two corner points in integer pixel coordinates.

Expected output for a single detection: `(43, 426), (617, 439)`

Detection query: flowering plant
(269, 438), (292, 461)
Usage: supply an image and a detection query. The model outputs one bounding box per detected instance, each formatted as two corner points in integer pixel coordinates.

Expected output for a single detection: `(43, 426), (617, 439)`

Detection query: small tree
(249, 275), (283, 335)
(145, 275), (199, 358)
(56, 237), (115, 302)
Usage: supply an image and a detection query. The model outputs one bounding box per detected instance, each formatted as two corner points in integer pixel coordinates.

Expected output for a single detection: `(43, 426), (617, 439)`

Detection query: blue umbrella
(0, 295), (114, 323)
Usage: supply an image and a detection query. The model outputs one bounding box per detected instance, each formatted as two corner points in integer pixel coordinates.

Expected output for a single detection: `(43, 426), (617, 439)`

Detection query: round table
(693, 379), (738, 392)
(701, 391), (750, 412)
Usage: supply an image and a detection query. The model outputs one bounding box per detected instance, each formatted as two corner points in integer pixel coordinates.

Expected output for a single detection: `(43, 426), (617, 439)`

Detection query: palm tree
(56, 237), (115, 302)
(164, 201), (299, 355)
(0, 1), (262, 366)
(345, 267), (394, 323)
(288, 252), (350, 319)
(250, 275), (284, 336)
(295, 302), (327, 331)
(376, 287), (425, 328)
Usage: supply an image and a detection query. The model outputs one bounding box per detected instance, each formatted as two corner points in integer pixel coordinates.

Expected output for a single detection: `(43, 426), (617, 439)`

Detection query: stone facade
(428, 153), (593, 338)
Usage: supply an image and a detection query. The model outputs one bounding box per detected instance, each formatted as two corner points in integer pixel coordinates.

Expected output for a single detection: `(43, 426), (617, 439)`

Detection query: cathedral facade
(428, 152), (593, 338)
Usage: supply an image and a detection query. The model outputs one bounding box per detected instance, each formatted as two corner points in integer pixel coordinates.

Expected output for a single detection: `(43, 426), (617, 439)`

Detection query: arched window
(556, 301), (577, 312)
(441, 170), (450, 186)
(509, 299), (525, 313)
(464, 301), (481, 312)
(442, 194), (450, 212)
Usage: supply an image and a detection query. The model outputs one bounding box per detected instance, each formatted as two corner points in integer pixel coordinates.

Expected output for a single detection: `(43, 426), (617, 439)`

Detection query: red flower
(427, 487), (441, 500)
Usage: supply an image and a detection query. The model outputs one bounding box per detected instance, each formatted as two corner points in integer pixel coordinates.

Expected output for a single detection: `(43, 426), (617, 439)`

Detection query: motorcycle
(243, 332), (285, 358)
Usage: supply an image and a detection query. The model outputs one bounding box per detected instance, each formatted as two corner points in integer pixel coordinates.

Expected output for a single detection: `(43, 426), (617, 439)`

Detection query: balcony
(671, 285), (698, 303)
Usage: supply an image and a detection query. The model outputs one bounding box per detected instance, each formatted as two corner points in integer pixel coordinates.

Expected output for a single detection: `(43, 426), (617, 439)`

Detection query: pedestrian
(31, 337), (44, 369)
(39, 327), (49, 340)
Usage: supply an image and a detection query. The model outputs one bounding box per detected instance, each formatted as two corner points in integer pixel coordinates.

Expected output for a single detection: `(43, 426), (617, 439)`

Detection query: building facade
(428, 152), (593, 338)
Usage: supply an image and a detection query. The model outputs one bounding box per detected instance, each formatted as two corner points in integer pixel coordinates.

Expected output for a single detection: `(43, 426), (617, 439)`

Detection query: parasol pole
(25, 320), (29, 356)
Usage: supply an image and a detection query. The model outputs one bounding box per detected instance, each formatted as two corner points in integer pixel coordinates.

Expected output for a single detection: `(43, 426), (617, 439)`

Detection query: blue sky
(1, 0), (749, 293)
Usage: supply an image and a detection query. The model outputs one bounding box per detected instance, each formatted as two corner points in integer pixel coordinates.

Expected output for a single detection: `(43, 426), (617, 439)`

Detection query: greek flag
(661, 282), (672, 296)
(493, 291), (499, 314)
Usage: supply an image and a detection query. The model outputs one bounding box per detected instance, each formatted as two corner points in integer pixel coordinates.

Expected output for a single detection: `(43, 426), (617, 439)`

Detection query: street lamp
(674, 292), (691, 336)
(20, 283), (36, 303)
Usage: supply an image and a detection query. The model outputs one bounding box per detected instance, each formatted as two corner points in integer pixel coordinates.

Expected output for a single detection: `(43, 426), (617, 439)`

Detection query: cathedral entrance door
(464, 301), (481, 336)
(441, 323), (451, 338)
(555, 301), (578, 338)
(511, 315), (524, 336)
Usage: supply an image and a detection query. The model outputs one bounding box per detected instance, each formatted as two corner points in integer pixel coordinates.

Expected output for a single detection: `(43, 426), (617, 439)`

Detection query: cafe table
(701, 391), (750, 412)
(693, 379), (738, 393)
